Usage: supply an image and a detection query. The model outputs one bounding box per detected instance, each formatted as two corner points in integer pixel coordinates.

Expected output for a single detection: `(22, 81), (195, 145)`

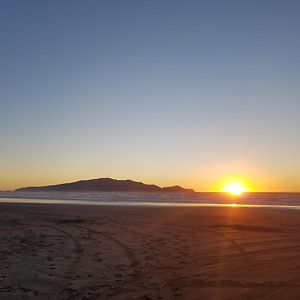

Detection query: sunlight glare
(222, 182), (247, 196)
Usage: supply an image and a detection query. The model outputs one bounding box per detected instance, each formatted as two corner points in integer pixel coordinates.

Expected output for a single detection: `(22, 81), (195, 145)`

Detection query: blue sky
(1, 0), (300, 191)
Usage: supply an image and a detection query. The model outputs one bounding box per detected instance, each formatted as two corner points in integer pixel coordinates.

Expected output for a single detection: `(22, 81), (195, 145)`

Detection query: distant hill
(15, 178), (195, 193)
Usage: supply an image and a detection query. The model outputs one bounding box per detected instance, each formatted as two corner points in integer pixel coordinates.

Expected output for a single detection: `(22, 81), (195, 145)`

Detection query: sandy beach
(0, 203), (300, 300)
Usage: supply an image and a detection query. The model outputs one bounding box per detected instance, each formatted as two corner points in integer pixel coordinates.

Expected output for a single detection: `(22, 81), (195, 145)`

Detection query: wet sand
(0, 203), (300, 300)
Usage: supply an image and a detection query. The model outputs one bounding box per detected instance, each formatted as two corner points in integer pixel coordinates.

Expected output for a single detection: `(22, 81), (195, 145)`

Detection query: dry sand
(0, 203), (300, 300)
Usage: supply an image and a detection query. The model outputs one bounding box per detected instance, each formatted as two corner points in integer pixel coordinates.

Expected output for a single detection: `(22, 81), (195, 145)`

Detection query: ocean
(0, 191), (300, 208)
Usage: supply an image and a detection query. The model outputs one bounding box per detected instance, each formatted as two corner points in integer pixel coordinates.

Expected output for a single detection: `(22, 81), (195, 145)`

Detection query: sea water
(0, 191), (300, 208)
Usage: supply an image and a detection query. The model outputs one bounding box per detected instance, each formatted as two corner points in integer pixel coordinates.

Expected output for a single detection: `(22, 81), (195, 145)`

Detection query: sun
(221, 182), (247, 196)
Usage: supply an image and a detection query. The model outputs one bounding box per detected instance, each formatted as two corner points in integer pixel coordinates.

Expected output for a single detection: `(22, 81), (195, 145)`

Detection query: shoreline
(1, 196), (300, 210)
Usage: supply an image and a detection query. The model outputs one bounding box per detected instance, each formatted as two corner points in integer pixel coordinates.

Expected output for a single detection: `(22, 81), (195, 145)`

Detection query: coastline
(1, 191), (300, 207)
(1, 197), (300, 211)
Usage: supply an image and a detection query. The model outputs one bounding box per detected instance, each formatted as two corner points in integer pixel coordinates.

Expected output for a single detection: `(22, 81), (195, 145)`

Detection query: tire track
(72, 224), (142, 277)
(17, 220), (84, 299)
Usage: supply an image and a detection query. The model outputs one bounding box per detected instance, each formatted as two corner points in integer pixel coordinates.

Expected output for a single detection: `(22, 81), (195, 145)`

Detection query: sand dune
(0, 203), (299, 299)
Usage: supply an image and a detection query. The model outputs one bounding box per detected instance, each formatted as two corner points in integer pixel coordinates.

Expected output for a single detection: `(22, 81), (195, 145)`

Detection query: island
(16, 178), (195, 193)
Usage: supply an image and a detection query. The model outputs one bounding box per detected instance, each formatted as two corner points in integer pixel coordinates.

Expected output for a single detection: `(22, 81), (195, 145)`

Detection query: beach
(0, 203), (300, 300)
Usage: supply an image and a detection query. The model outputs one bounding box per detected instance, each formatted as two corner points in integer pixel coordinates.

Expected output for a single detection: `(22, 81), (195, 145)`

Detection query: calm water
(0, 191), (300, 209)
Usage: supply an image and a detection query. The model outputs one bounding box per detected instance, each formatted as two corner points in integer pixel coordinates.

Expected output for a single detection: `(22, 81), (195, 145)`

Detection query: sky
(1, 0), (300, 191)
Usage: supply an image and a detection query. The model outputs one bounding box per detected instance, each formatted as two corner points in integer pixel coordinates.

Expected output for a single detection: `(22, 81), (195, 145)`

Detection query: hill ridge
(15, 178), (195, 193)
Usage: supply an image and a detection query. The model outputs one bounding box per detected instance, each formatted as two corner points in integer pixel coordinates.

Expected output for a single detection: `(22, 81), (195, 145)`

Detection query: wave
(1, 191), (300, 206)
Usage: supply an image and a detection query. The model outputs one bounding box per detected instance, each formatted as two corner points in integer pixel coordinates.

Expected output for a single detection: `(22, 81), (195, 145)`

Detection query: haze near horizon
(1, 1), (300, 192)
